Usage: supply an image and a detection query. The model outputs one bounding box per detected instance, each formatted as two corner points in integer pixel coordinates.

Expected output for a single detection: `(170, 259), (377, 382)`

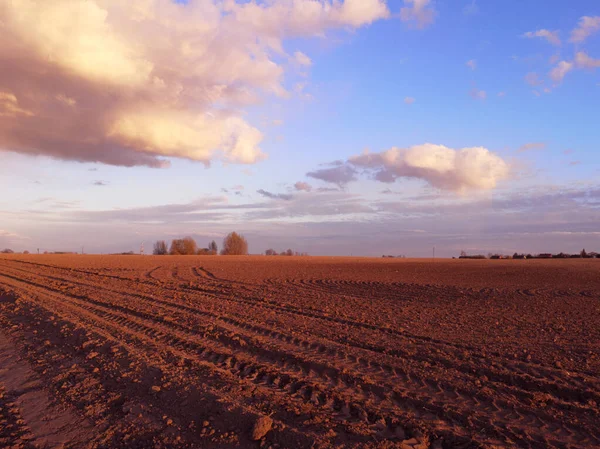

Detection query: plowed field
(0, 255), (599, 449)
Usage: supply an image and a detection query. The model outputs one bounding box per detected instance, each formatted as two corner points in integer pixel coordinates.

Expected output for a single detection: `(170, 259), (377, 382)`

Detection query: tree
(182, 237), (198, 255)
(581, 248), (588, 258)
(23, 250), (30, 255)
(460, 250), (467, 257)
(265, 248), (277, 256)
(285, 249), (293, 256)
(221, 232), (248, 255)
(153, 240), (168, 255)
(170, 237), (198, 255)
(1, 248), (14, 254)
(208, 240), (218, 254)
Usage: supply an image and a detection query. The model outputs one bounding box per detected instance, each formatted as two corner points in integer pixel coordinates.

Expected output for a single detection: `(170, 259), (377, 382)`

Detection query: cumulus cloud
(466, 59), (477, 70)
(549, 61), (574, 83)
(257, 189), (293, 201)
(523, 29), (561, 46)
(400, 0), (436, 29)
(0, 92), (33, 117)
(307, 164), (358, 186)
(0, 0), (390, 168)
(404, 97), (415, 104)
(575, 51), (600, 69)
(570, 16), (600, 43)
(349, 144), (510, 192)
(294, 181), (313, 192)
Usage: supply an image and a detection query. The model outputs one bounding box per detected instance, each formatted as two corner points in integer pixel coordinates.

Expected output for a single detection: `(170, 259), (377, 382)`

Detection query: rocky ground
(0, 255), (599, 448)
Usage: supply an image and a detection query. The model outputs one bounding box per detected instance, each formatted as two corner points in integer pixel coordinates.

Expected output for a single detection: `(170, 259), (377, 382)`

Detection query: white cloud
(575, 51), (600, 69)
(523, 29), (561, 46)
(497, 91), (506, 97)
(404, 97), (415, 104)
(466, 59), (477, 70)
(469, 88), (487, 101)
(400, 0), (436, 29)
(293, 51), (312, 67)
(549, 61), (574, 83)
(349, 144), (510, 192)
(0, 0), (390, 168)
(570, 16), (600, 43)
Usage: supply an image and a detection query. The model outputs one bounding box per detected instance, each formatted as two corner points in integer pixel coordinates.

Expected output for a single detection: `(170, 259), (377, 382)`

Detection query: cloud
(400, 0), (436, 29)
(349, 144), (511, 192)
(0, 92), (33, 117)
(466, 59), (477, 70)
(518, 142), (546, 153)
(272, 119), (284, 126)
(575, 51), (600, 69)
(524, 72), (543, 86)
(0, 0), (389, 169)
(256, 189), (293, 201)
(497, 91), (506, 97)
(294, 182), (313, 192)
(570, 16), (600, 43)
(469, 88), (487, 101)
(93, 180), (108, 186)
(307, 164), (359, 186)
(404, 97), (415, 104)
(549, 61), (574, 83)
(293, 51), (312, 67)
(569, 161), (581, 166)
(523, 29), (561, 46)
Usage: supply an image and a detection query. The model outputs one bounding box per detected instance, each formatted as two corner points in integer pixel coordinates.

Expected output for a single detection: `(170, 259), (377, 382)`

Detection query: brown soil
(0, 255), (599, 448)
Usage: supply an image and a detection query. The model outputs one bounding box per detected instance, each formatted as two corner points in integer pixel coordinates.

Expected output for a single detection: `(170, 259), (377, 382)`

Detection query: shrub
(221, 232), (248, 255)
(265, 249), (278, 256)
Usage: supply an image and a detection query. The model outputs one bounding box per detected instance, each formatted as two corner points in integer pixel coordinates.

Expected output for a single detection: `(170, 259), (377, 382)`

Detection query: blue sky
(0, 0), (599, 256)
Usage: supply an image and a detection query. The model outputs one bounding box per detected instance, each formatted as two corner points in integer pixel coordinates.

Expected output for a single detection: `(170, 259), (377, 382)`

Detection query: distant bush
(23, 250), (30, 254)
(170, 237), (198, 255)
(1, 249), (14, 253)
(221, 232), (248, 255)
(153, 240), (168, 255)
(197, 248), (217, 256)
(265, 248), (278, 256)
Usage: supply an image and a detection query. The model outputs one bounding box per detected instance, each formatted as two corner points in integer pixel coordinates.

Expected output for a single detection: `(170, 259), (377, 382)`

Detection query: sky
(0, 0), (599, 257)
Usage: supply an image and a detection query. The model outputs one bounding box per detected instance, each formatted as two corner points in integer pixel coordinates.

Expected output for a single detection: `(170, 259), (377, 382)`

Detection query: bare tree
(208, 240), (218, 254)
(221, 232), (248, 255)
(153, 240), (168, 255)
(285, 248), (293, 256)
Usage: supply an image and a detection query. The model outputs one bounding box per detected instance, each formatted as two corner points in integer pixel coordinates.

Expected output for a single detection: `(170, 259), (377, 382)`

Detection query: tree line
(153, 232), (248, 256)
(152, 233), (309, 256)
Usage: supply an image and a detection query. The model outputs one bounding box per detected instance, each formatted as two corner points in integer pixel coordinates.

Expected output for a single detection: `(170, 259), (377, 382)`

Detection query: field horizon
(1, 255), (599, 448)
